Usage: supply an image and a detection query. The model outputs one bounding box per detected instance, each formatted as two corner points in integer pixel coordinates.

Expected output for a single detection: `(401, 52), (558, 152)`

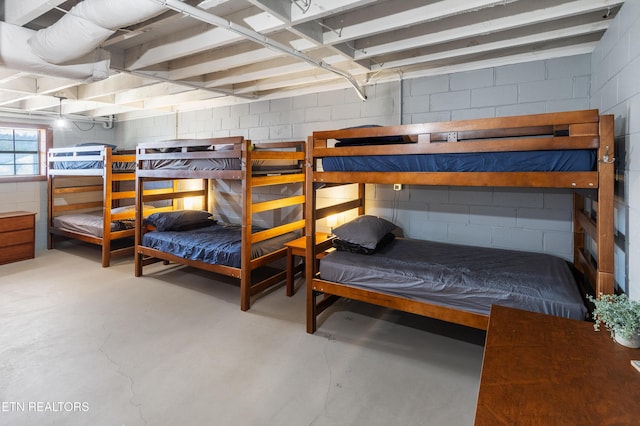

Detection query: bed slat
(314, 171), (599, 189)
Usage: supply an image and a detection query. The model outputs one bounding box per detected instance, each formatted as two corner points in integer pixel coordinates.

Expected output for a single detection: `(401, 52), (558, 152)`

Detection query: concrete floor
(0, 242), (485, 426)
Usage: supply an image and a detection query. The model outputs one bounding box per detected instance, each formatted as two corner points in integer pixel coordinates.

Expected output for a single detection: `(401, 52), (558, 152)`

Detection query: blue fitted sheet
(141, 223), (297, 268)
(322, 150), (595, 172)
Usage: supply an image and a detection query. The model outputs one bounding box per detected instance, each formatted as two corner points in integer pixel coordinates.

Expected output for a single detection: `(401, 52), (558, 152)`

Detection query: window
(0, 122), (52, 182)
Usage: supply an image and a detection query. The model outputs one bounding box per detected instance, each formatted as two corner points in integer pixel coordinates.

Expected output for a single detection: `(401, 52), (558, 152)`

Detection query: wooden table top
(475, 305), (640, 425)
(284, 232), (333, 250)
(0, 211), (36, 219)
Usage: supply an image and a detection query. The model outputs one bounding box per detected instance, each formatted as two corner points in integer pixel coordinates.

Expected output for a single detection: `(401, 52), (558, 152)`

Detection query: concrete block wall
(370, 54), (592, 261)
(117, 83), (401, 227)
(117, 56), (593, 261)
(401, 55), (591, 125)
(117, 83), (401, 146)
(52, 123), (117, 148)
(590, 0), (640, 299)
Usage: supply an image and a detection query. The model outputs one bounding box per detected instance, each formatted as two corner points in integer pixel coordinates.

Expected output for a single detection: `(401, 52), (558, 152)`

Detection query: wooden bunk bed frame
(134, 136), (306, 311)
(304, 109), (615, 333)
(47, 145), (139, 267)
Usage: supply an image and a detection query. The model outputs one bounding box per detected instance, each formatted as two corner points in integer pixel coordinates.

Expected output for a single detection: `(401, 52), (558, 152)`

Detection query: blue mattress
(322, 150), (595, 172)
(141, 223), (297, 268)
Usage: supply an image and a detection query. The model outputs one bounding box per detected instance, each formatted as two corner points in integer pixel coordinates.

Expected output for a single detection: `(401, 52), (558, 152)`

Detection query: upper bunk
(48, 144), (135, 178)
(308, 109), (614, 190)
(136, 136), (305, 183)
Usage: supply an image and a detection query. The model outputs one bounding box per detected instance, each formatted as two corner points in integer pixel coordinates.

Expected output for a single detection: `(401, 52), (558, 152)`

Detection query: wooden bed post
(240, 139), (252, 311)
(596, 114), (615, 295)
(203, 178), (210, 212)
(134, 149), (143, 277)
(101, 148), (112, 267)
(573, 192), (585, 277)
(47, 173), (54, 250)
(305, 135), (318, 333)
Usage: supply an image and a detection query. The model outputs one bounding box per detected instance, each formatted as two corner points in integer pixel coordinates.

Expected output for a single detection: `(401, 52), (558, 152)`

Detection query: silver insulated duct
(27, 0), (166, 64)
(0, 0), (166, 81)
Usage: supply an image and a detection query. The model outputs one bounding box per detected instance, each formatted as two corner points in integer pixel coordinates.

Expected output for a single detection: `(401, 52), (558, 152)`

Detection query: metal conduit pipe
(0, 106), (114, 126)
(151, 0), (368, 101)
(109, 66), (258, 100)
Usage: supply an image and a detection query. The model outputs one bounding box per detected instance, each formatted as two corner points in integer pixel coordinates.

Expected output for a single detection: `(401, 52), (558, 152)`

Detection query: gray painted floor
(1, 242), (485, 426)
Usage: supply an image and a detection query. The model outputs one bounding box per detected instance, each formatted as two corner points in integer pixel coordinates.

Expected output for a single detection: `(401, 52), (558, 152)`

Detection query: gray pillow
(145, 210), (214, 231)
(332, 215), (396, 250)
(334, 125), (405, 146)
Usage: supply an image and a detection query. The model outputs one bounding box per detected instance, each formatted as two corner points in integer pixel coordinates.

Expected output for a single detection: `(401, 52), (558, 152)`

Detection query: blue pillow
(335, 125), (406, 146)
(145, 210), (215, 231)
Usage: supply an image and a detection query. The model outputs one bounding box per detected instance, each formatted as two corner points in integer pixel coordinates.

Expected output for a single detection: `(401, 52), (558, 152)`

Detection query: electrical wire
(72, 120), (96, 131)
(292, 0), (311, 14)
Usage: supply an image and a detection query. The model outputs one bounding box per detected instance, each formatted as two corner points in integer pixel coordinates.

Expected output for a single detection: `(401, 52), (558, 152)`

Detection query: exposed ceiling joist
(4, 0), (67, 26)
(323, 0), (519, 46)
(374, 21), (609, 70)
(153, 0), (368, 100)
(0, 0), (623, 121)
(352, 0), (624, 60)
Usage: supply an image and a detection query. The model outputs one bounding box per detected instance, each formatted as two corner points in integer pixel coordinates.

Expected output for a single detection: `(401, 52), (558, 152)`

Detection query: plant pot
(613, 331), (640, 348)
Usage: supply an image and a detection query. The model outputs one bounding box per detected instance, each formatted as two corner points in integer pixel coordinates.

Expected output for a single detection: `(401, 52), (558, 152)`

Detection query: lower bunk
(307, 230), (587, 333)
(309, 228), (587, 333)
(49, 208), (137, 265)
(135, 211), (300, 309)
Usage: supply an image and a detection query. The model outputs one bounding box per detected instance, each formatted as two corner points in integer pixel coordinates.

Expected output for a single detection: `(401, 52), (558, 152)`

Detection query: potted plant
(587, 293), (640, 348)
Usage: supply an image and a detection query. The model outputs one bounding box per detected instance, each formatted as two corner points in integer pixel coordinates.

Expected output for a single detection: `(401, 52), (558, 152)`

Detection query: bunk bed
(304, 109), (615, 333)
(134, 136), (306, 311)
(47, 144), (151, 267)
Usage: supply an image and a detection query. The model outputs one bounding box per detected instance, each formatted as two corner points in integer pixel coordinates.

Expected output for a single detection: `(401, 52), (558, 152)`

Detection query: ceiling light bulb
(55, 96), (67, 128)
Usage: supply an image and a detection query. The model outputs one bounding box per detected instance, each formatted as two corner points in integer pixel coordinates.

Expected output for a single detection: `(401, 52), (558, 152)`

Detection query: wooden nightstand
(0, 211), (36, 265)
(284, 232), (334, 296)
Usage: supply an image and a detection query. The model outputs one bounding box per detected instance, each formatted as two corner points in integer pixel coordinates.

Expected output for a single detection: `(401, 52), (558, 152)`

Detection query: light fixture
(183, 196), (201, 210)
(326, 213), (345, 233)
(54, 96), (67, 128)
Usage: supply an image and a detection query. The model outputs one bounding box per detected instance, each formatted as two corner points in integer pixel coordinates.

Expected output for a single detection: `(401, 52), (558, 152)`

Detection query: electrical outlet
(393, 184), (402, 191)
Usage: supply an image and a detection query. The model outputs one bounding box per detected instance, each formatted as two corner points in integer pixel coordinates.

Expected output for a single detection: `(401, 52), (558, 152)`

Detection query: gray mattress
(140, 158), (300, 173)
(50, 160), (135, 172)
(52, 211), (134, 238)
(319, 237), (587, 320)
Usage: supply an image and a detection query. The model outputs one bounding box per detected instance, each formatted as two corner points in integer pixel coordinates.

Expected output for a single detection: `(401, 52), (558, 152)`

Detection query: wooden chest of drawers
(0, 211), (36, 265)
